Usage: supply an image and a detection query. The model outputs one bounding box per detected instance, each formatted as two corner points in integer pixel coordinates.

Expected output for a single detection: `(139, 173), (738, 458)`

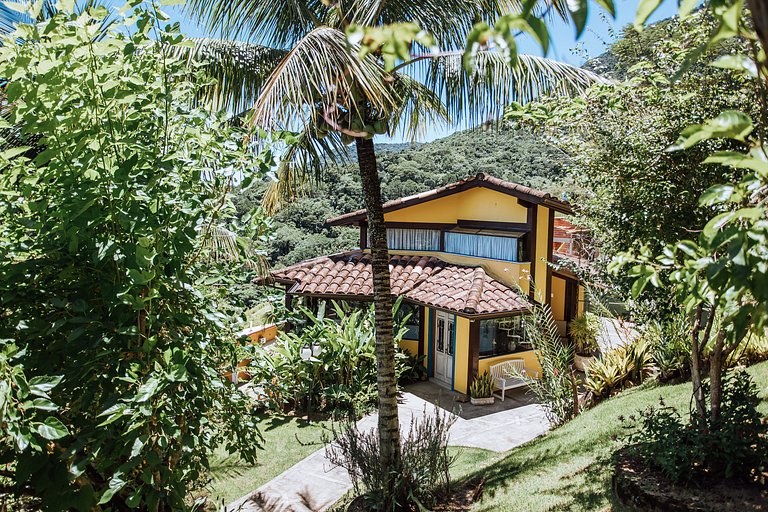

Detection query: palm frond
(169, 38), (286, 114)
(183, 0), (326, 47)
(261, 129), (350, 214)
(388, 72), (450, 141)
(203, 224), (270, 275)
(413, 51), (609, 126)
(250, 26), (396, 130)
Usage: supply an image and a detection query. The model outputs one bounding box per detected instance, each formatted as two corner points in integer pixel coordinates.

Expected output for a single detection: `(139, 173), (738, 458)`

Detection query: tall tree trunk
(748, 0), (768, 55)
(709, 330), (730, 426)
(690, 304), (706, 419)
(355, 136), (402, 503)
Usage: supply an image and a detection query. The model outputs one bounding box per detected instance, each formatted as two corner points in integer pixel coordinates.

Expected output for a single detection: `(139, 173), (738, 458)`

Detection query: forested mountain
(246, 127), (571, 267)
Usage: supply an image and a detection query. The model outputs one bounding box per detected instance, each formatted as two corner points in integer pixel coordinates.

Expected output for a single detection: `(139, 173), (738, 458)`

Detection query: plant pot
(574, 353), (596, 372)
(470, 397), (495, 406)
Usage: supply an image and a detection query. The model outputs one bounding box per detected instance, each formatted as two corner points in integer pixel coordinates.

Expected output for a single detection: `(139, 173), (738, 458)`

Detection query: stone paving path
(224, 390), (549, 512)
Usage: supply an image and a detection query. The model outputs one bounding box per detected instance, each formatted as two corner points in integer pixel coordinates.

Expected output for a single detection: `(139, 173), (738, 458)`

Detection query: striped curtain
(445, 232), (519, 262)
(386, 228), (441, 251)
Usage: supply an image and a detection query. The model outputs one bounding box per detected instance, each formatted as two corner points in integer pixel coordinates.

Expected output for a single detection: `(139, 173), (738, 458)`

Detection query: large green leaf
(36, 416), (69, 440)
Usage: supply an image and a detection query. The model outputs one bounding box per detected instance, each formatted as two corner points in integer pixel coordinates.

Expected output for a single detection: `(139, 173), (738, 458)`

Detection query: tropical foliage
(509, 9), (762, 306)
(522, 301), (579, 426)
(606, 0), (768, 493)
(584, 338), (655, 402)
(247, 302), (417, 417)
(568, 312), (600, 355)
(623, 368), (768, 483)
(0, 4), (270, 509)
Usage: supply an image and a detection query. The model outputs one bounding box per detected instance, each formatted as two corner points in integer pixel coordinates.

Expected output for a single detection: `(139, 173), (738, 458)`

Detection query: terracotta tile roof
(327, 172), (572, 226)
(269, 250), (529, 317)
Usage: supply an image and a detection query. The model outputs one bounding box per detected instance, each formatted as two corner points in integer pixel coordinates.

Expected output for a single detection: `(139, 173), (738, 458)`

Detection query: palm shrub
(522, 301), (579, 426)
(0, 4), (269, 509)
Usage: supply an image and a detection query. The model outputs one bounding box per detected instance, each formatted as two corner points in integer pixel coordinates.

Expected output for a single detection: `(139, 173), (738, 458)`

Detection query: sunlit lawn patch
(203, 416), (331, 507)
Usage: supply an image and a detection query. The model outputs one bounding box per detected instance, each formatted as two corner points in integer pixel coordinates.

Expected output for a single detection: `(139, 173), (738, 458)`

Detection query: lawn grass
(203, 415), (331, 507)
(451, 361), (768, 512)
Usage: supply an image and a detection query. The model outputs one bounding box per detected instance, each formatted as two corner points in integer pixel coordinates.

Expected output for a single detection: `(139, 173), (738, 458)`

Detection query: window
(444, 228), (524, 262)
(386, 228), (440, 251)
(479, 316), (532, 357)
(395, 302), (421, 340)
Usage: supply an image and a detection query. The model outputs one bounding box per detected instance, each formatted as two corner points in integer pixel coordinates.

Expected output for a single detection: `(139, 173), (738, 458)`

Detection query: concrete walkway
(224, 387), (549, 512)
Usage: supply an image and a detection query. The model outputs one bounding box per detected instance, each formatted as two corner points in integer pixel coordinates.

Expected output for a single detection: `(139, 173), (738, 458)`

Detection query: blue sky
(168, 0), (681, 143)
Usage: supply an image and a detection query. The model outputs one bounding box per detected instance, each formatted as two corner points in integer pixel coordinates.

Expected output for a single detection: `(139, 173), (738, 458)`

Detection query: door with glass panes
(434, 311), (454, 387)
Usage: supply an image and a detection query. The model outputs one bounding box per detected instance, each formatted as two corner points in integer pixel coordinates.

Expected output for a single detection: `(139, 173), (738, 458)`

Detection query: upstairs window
(445, 228), (524, 262)
(386, 228), (440, 251)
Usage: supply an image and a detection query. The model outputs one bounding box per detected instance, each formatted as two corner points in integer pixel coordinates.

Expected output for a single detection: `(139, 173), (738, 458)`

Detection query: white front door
(434, 311), (454, 388)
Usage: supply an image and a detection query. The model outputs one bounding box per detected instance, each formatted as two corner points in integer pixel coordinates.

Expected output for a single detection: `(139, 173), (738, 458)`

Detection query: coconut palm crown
(177, 0), (607, 210)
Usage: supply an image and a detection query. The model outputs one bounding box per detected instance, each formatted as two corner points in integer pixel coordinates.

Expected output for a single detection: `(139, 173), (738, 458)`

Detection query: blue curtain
(386, 228), (440, 251)
(445, 232), (518, 261)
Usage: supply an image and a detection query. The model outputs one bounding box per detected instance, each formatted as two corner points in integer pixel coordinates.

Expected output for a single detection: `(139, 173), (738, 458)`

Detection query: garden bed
(613, 448), (768, 511)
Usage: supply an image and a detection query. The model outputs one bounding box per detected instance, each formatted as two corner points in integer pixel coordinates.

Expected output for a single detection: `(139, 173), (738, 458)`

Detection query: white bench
(489, 359), (538, 401)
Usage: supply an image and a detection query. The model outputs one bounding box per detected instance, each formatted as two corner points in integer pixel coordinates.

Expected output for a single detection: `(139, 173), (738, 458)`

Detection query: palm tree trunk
(355, 135), (402, 501)
(748, 0), (768, 56)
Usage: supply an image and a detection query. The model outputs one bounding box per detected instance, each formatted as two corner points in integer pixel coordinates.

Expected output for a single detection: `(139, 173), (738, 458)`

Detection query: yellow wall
(577, 285), (585, 316)
(384, 187), (529, 224)
(477, 350), (543, 378)
(551, 276), (566, 321)
(453, 316), (471, 394)
(532, 205), (551, 303)
(244, 324), (278, 344)
(399, 339), (418, 356)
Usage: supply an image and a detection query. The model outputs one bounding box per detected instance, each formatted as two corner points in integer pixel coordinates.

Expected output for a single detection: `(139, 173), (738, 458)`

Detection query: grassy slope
(204, 416), (330, 506)
(449, 361), (768, 512)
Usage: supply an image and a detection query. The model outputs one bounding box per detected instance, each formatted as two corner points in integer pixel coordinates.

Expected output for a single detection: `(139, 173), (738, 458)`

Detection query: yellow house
(270, 173), (586, 395)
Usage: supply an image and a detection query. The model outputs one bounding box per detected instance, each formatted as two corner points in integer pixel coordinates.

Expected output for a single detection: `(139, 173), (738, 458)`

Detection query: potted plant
(569, 313), (600, 372)
(470, 371), (495, 405)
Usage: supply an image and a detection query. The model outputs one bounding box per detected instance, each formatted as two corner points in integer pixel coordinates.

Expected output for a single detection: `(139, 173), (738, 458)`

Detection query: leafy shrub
(327, 406), (458, 511)
(642, 313), (691, 382)
(586, 338), (655, 402)
(523, 302), (579, 426)
(248, 301), (416, 416)
(0, 5), (265, 510)
(398, 352), (428, 384)
(623, 368), (768, 483)
(569, 312), (600, 354)
(470, 371), (493, 399)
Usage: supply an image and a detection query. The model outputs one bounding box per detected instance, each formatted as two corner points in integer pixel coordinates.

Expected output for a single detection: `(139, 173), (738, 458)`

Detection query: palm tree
(176, 1), (605, 504)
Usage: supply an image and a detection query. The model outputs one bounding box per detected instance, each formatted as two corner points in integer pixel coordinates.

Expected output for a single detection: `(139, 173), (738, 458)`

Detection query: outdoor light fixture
(300, 343), (312, 361)
(312, 341), (322, 358)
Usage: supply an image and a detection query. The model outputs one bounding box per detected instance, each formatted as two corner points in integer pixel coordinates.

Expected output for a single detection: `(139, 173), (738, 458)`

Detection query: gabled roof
(268, 250), (530, 318)
(327, 172), (572, 226)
